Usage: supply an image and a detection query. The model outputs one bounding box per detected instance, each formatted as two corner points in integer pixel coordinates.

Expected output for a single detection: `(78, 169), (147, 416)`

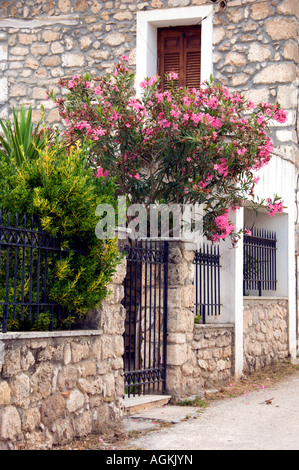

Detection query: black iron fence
(193, 243), (221, 323)
(243, 227), (277, 296)
(123, 239), (168, 397)
(0, 212), (75, 333)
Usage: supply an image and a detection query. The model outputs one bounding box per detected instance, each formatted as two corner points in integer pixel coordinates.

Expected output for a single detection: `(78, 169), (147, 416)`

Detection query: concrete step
(123, 394), (172, 415)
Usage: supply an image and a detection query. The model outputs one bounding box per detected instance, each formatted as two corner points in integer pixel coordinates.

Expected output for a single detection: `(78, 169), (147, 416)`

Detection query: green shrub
(0, 137), (121, 331)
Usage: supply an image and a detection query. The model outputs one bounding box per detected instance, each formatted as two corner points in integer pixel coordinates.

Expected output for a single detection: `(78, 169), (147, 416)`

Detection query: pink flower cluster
(214, 158), (229, 177)
(140, 75), (158, 89)
(210, 210), (235, 242)
(95, 167), (109, 178)
(167, 71), (179, 81)
(266, 199), (284, 217)
(260, 102), (288, 123)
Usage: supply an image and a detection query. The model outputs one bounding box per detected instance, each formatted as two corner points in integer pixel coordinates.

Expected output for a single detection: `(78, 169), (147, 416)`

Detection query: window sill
(243, 296), (288, 301)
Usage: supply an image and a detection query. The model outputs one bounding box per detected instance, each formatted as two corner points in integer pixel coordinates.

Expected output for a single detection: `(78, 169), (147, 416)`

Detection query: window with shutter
(157, 25), (202, 91)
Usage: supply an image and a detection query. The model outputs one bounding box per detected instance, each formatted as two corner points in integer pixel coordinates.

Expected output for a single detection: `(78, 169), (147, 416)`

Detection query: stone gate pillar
(166, 240), (196, 399)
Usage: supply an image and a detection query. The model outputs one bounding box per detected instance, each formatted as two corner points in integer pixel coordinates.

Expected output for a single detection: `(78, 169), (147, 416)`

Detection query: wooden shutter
(158, 25), (201, 91)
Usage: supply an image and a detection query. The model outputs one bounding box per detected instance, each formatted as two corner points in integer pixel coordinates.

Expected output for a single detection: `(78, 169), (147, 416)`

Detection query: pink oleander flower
(273, 109), (288, 124)
(207, 97), (218, 109)
(170, 109), (181, 119)
(215, 216), (235, 239)
(253, 176), (260, 185)
(266, 199), (284, 217)
(237, 147), (247, 156)
(68, 80), (76, 89)
(95, 167), (109, 178)
(140, 75), (158, 89)
(95, 86), (103, 95)
(167, 71), (179, 81)
(148, 75), (158, 86)
(120, 54), (129, 62)
(257, 114), (266, 126)
(214, 158), (229, 177)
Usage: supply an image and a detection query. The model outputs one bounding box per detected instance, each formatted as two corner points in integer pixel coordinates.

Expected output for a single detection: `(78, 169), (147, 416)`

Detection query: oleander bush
(48, 56), (286, 242)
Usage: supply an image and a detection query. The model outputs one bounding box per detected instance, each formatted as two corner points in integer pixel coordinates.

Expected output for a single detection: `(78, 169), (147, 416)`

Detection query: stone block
(57, 365), (78, 391)
(30, 43), (50, 56)
(104, 33), (126, 46)
(66, 389), (85, 413)
(168, 262), (189, 285)
(72, 411), (93, 437)
(62, 53), (85, 67)
(78, 361), (97, 377)
(248, 43), (271, 62)
(277, 0), (299, 16)
(58, 0), (71, 13)
(167, 343), (188, 366)
(251, 2), (274, 20)
(265, 18), (298, 41)
(52, 417), (73, 446)
(10, 84), (27, 97)
(21, 407), (41, 433)
(0, 406), (21, 441)
(77, 377), (103, 395)
(10, 46), (29, 56)
(282, 41), (299, 63)
(18, 34), (37, 45)
(0, 77), (7, 102)
(182, 285), (195, 308)
(0, 382), (11, 406)
(25, 57), (39, 70)
(40, 393), (65, 427)
(253, 63), (296, 84)
(71, 340), (90, 363)
(42, 30), (60, 42)
(225, 52), (246, 67)
(10, 373), (30, 408)
(167, 287), (182, 308)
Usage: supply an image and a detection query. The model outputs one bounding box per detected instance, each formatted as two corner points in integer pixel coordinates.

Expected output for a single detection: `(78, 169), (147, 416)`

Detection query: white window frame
(136, 5), (214, 95)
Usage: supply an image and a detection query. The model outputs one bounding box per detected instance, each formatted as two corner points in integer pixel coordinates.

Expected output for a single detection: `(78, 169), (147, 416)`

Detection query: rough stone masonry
(0, 258), (126, 450)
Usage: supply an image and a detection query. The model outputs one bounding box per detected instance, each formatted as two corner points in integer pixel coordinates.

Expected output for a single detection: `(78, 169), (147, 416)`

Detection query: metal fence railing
(0, 211), (77, 333)
(193, 243), (221, 323)
(123, 239), (168, 397)
(243, 227), (277, 296)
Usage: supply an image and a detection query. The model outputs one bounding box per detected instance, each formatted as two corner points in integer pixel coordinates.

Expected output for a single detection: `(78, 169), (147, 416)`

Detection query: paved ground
(124, 371), (299, 450)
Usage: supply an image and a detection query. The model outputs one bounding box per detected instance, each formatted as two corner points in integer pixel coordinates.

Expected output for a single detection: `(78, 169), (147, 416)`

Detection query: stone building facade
(0, 0), (298, 152)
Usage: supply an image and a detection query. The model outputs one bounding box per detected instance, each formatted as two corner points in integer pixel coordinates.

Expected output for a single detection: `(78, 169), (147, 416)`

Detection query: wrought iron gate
(123, 239), (168, 397)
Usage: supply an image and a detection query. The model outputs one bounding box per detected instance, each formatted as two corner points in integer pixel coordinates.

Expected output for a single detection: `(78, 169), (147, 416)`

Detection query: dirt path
(128, 370), (299, 450)
(56, 360), (299, 451)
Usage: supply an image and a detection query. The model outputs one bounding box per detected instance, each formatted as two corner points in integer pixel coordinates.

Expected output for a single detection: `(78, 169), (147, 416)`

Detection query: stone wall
(0, 257), (126, 450)
(166, 241), (234, 399)
(243, 297), (289, 372)
(0, 0), (298, 156)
